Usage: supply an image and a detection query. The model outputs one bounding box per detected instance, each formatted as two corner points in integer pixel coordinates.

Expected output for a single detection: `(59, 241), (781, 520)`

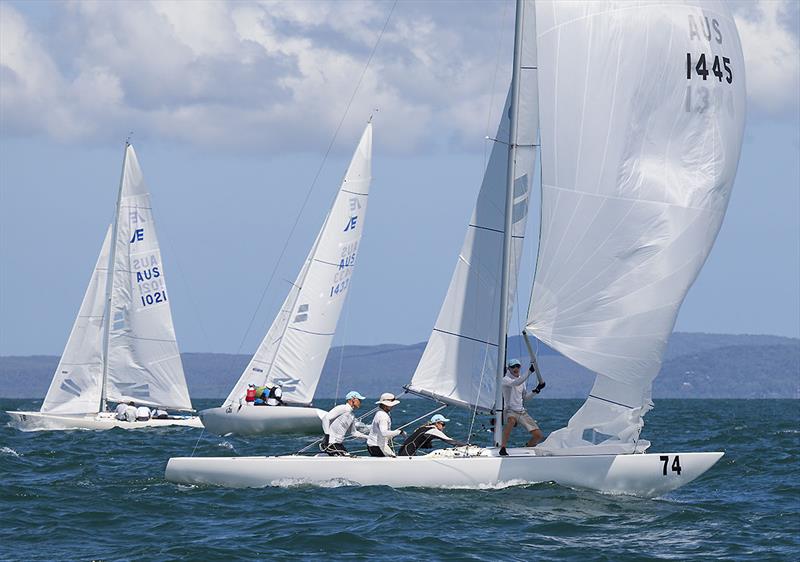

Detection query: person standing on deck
(367, 393), (403, 457)
(499, 359), (545, 456)
(321, 391), (369, 456)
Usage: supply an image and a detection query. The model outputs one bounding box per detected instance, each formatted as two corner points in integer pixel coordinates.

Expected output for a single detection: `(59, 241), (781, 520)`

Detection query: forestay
(526, 1), (746, 453)
(408, 0), (539, 413)
(224, 123), (373, 407)
(41, 228), (112, 414)
(104, 145), (192, 411)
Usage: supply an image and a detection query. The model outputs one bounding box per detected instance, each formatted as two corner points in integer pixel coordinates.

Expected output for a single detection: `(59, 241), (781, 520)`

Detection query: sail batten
(409, 0), (538, 412)
(224, 123), (373, 407)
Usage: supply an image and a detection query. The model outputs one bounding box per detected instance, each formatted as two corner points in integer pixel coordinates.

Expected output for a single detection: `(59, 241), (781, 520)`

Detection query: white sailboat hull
(164, 447), (723, 497)
(200, 405), (325, 436)
(6, 410), (203, 431)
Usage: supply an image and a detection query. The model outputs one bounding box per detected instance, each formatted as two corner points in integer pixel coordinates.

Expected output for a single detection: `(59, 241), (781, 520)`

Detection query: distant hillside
(1, 333), (797, 400)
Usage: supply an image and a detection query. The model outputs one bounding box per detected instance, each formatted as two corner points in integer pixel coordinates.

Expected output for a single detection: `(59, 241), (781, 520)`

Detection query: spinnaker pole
(99, 142), (128, 413)
(494, 0), (525, 446)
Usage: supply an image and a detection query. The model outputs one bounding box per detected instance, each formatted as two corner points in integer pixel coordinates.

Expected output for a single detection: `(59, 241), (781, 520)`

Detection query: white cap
(376, 392), (400, 407)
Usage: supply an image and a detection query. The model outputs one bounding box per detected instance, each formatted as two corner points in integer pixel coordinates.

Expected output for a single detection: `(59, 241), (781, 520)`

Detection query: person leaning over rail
(398, 414), (466, 456)
(367, 393), (403, 457)
(320, 390), (369, 456)
(499, 358), (545, 456)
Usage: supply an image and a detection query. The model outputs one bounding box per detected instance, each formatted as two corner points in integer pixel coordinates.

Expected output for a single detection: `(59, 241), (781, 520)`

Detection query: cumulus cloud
(0, 0), (512, 153)
(2, 1), (795, 153)
(733, 0), (800, 117)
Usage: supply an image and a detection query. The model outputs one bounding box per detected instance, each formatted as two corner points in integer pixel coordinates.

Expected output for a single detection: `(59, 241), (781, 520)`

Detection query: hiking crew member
(367, 393), (403, 457)
(136, 404), (152, 422)
(398, 414), (466, 456)
(266, 385), (284, 406)
(321, 391), (369, 456)
(499, 358), (545, 456)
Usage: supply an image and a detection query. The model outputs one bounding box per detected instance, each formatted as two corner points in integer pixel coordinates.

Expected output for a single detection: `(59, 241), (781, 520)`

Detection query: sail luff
(494, 0), (527, 446)
(224, 123), (373, 407)
(99, 142), (129, 413)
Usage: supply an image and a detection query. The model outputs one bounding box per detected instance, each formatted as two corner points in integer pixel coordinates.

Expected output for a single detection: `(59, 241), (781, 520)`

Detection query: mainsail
(407, 0), (539, 413)
(526, 0), (746, 452)
(104, 145), (192, 411)
(224, 123), (373, 407)
(41, 227), (111, 414)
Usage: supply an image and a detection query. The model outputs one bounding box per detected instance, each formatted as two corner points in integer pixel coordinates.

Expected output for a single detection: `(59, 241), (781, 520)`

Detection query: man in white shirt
(367, 393), (403, 457)
(321, 391), (369, 456)
(135, 404), (152, 422)
(499, 359), (545, 456)
(122, 402), (138, 422)
(114, 402), (127, 420)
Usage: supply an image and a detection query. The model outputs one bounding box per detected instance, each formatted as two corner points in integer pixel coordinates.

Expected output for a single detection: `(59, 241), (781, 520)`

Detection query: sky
(0, 0), (798, 357)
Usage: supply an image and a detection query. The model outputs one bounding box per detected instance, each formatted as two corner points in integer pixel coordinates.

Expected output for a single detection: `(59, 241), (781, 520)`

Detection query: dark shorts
(324, 442), (349, 457)
(367, 446), (386, 457)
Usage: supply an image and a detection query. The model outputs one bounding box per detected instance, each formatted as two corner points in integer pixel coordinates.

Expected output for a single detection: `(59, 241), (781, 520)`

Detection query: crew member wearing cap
(398, 414), (467, 456)
(499, 358), (545, 456)
(367, 393), (403, 457)
(320, 391), (369, 456)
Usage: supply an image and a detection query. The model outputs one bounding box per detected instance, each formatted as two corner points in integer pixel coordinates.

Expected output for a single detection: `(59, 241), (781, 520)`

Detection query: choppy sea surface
(1, 398), (798, 561)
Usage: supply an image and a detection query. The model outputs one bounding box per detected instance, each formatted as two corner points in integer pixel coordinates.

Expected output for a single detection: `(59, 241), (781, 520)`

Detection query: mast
(493, 0), (525, 446)
(99, 142), (128, 413)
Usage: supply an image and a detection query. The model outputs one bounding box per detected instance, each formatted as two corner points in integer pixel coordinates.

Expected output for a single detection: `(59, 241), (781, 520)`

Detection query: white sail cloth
(408, 12), (538, 413)
(41, 228), (112, 414)
(225, 123), (373, 407)
(526, 1), (746, 453)
(105, 145), (191, 411)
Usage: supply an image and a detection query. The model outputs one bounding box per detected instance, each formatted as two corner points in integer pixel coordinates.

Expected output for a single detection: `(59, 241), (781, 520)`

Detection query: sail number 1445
(686, 53), (732, 83)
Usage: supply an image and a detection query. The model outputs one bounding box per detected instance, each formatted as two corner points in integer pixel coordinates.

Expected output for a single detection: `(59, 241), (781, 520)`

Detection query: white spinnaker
(105, 145), (192, 411)
(41, 227), (112, 414)
(527, 1), (746, 452)
(408, 17), (538, 413)
(225, 123), (373, 407)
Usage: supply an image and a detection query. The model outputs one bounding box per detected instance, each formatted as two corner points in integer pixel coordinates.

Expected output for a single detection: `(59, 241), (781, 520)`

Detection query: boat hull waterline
(199, 405), (325, 436)
(164, 448), (723, 497)
(6, 410), (203, 431)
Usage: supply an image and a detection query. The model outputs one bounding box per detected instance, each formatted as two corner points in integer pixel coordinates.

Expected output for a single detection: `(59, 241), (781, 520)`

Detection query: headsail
(408, 5), (538, 413)
(40, 227), (111, 414)
(104, 145), (192, 411)
(526, 1), (746, 452)
(224, 123), (373, 407)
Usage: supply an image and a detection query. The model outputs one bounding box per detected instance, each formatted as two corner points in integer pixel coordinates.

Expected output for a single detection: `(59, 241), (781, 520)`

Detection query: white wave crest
(1, 446), (21, 457)
(269, 477), (359, 489)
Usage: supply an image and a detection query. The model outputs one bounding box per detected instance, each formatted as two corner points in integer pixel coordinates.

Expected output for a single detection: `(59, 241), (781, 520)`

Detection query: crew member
(136, 404), (152, 422)
(266, 385), (284, 406)
(321, 390), (369, 456)
(499, 358), (544, 456)
(367, 393), (403, 457)
(398, 414), (466, 456)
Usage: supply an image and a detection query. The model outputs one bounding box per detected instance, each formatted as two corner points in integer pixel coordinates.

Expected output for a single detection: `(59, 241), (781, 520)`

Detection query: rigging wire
(227, 0), (398, 377)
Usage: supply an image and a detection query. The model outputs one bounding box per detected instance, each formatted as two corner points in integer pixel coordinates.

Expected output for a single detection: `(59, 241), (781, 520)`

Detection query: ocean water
(1, 398), (798, 561)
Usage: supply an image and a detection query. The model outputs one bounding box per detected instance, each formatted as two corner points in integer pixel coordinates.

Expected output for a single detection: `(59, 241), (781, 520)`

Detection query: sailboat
(165, 0), (746, 496)
(199, 123), (373, 436)
(7, 143), (201, 431)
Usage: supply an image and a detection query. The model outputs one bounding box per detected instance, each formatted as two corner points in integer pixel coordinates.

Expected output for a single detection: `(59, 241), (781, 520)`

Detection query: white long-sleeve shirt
(322, 403), (368, 444)
(367, 409), (401, 455)
(502, 369), (535, 412)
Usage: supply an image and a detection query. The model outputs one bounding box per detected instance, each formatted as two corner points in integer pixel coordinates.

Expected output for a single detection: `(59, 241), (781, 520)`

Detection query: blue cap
(345, 391), (365, 400)
(508, 358), (522, 368)
(430, 414), (450, 424)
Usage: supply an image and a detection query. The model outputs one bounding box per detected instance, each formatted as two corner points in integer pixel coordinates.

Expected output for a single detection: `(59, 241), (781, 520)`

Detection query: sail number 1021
(686, 53), (732, 83)
(660, 455), (682, 476)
